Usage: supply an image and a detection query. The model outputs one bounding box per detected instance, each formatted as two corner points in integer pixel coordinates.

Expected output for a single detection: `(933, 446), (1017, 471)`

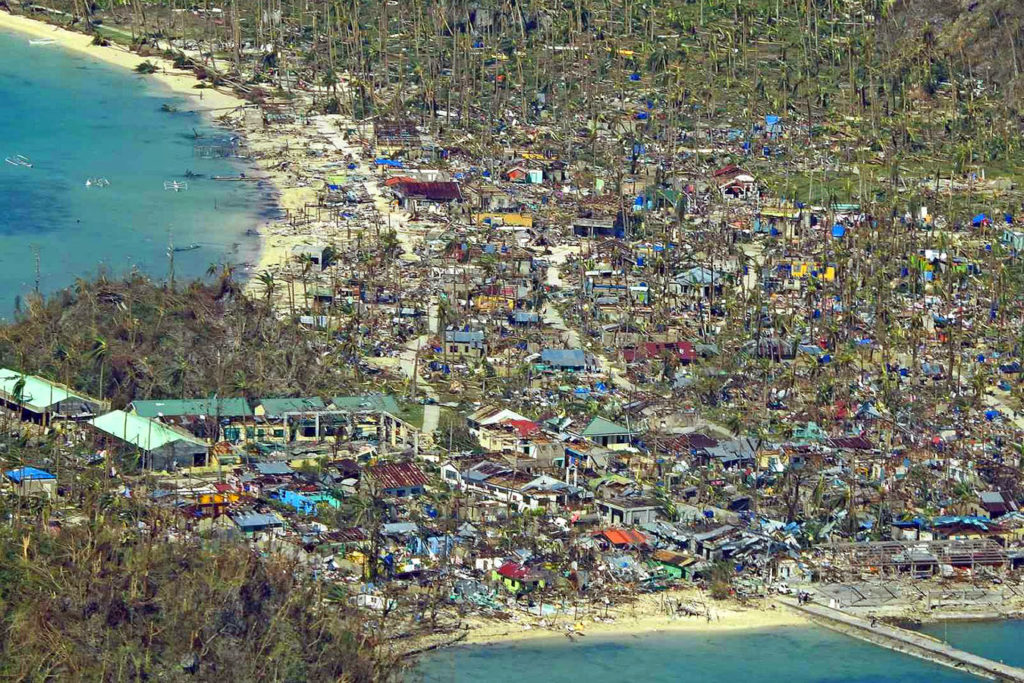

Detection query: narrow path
(422, 404), (440, 436)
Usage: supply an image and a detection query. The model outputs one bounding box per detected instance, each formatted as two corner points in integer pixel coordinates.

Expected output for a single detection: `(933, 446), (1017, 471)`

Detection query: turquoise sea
(917, 619), (1024, 668)
(412, 626), (976, 682)
(0, 29), (277, 316)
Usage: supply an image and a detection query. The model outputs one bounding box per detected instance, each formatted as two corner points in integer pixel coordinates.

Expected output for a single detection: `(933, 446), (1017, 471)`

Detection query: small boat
(29, 38), (56, 46)
(212, 174), (262, 182)
(183, 170), (205, 179)
(163, 180), (188, 192)
(85, 177), (110, 188)
(5, 154), (32, 168)
(173, 243), (200, 252)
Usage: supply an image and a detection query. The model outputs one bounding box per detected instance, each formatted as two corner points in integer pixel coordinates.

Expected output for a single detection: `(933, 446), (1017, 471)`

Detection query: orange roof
(595, 528), (648, 547)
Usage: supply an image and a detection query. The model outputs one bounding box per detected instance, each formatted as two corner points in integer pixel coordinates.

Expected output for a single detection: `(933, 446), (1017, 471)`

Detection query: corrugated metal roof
(394, 181), (463, 201)
(596, 528), (649, 546)
(255, 397), (326, 417)
(129, 398), (253, 418)
(368, 461), (429, 490)
(582, 416), (631, 437)
(89, 410), (207, 451)
(231, 511), (283, 529)
(0, 368), (92, 412)
(255, 462), (294, 476)
(330, 395), (401, 415)
(541, 349), (586, 368)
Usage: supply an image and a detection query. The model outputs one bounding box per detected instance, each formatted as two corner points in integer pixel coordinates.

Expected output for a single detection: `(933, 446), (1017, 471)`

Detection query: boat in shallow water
(28, 38), (56, 46)
(5, 154), (32, 168)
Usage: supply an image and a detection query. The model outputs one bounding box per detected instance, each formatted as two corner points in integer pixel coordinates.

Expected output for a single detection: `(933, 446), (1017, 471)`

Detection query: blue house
(274, 489), (341, 515)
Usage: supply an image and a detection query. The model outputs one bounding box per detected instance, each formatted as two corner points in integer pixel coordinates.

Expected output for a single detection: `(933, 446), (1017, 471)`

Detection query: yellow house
(472, 212), (534, 228)
(475, 295), (516, 312)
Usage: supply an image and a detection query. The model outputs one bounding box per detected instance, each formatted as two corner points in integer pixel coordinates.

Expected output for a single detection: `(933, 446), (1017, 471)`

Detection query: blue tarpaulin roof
(5, 467), (55, 482)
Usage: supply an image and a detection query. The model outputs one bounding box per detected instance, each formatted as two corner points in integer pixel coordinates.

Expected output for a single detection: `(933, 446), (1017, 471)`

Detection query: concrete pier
(779, 597), (1024, 681)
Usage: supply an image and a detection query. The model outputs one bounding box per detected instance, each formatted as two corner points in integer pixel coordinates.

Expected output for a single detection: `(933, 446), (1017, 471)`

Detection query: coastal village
(5, 0), (1024, 679)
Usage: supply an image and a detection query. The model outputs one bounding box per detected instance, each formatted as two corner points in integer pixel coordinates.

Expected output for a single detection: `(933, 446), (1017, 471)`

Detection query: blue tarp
(972, 213), (989, 226)
(831, 224), (846, 238)
(375, 159), (404, 168)
(5, 467), (55, 482)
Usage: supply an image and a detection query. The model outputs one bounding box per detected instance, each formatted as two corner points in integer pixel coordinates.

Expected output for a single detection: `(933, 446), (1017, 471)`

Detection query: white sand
(0, 11), (245, 111)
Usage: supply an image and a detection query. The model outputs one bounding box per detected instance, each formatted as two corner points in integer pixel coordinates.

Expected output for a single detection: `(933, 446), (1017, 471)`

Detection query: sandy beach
(0, 11), (245, 112)
(0, 9), (291, 283)
(406, 590), (809, 655)
(0, 10), (415, 300)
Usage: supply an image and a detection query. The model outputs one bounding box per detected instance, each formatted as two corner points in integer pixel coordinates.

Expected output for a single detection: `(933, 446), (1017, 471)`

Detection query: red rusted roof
(712, 163), (742, 178)
(394, 181), (463, 202)
(623, 341), (696, 363)
(663, 433), (719, 452)
(367, 461), (429, 490)
(506, 419), (540, 437)
(830, 435), (875, 450)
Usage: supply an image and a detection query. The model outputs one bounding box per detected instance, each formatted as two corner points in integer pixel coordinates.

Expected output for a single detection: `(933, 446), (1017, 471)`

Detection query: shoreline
(403, 589), (1024, 658)
(0, 11), (245, 112)
(0, 9), (283, 284)
(401, 591), (810, 656)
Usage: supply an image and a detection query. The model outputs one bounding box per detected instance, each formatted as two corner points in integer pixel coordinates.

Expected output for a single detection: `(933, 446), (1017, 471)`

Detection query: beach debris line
(212, 173), (263, 182)
(163, 180), (188, 192)
(5, 154), (32, 168)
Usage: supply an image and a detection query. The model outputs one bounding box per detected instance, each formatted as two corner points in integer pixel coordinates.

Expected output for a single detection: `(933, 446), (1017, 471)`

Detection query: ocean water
(411, 627), (975, 682)
(917, 619), (1024, 668)
(0, 29), (276, 316)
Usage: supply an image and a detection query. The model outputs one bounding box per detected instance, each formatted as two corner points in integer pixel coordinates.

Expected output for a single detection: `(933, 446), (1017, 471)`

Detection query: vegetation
(0, 491), (394, 680)
(0, 273), (360, 405)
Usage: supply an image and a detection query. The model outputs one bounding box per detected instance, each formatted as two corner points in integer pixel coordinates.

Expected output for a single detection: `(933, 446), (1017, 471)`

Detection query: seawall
(779, 597), (1024, 681)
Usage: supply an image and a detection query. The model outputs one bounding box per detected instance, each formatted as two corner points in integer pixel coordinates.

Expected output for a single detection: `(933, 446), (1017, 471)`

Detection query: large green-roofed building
(128, 398), (253, 419)
(330, 395), (402, 415)
(89, 410), (209, 471)
(0, 368), (101, 422)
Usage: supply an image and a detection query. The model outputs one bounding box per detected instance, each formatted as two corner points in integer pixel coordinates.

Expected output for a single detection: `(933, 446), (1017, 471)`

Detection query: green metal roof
(129, 398), (253, 418)
(0, 368), (91, 412)
(255, 397), (326, 417)
(582, 416), (632, 437)
(89, 410), (207, 451)
(330, 395), (401, 415)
